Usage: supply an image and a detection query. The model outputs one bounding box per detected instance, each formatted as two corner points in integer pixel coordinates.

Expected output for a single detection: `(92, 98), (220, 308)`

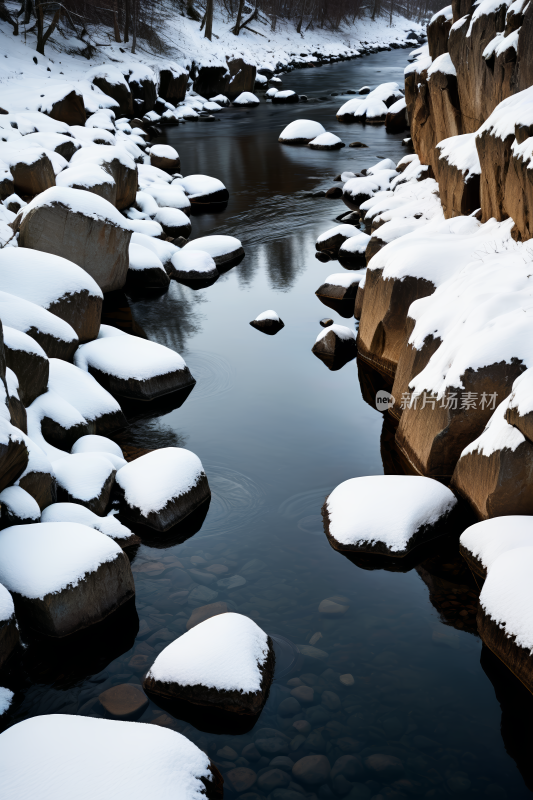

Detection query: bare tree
(204, 0), (213, 38)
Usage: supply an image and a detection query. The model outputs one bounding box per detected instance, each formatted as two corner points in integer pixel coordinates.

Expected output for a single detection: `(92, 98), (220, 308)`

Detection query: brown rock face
(390, 327), (442, 421)
(18, 202), (131, 294)
(385, 104), (408, 134)
(17, 462), (56, 511)
(4, 335), (49, 407)
(0, 433), (28, 494)
(353, 285), (364, 320)
(315, 280), (359, 302)
(357, 268), (435, 379)
(451, 435), (533, 519)
(405, 67), (437, 174)
(226, 58), (257, 99)
(193, 66), (229, 99)
(428, 10), (452, 59)
(427, 68), (463, 163)
(9, 151), (55, 197)
(517, 0), (533, 91)
(396, 360), (526, 480)
(144, 637), (275, 716)
(503, 146), (533, 241)
(437, 151), (480, 218)
(478, 606), (533, 696)
(45, 89), (86, 126)
(47, 290), (102, 345)
(476, 127), (515, 223)
(159, 67), (188, 104)
(150, 153), (180, 173)
(0, 615), (19, 668)
(12, 551), (135, 638)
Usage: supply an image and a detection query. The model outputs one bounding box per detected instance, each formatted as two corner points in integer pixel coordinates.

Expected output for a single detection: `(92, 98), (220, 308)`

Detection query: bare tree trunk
(18, 0), (33, 25)
(232, 0), (244, 34)
(296, 0), (306, 33)
(1, 0), (19, 34)
(187, 0), (202, 20)
(389, 0), (393, 25)
(204, 0), (213, 38)
(124, 0), (129, 42)
(131, 0), (136, 53)
(113, 0), (121, 41)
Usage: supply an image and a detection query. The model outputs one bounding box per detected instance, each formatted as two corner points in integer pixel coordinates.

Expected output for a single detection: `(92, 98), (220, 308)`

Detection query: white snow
(279, 119), (326, 142)
(460, 516), (533, 573)
(48, 358), (123, 424)
(172, 174), (226, 199)
(131, 232), (178, 267)
(0, 582), (14, 622)
(53, 453), (117, 502)
(116, 447), (204, 516)
(476, 85), (533, 143)
(122, 218), (162, 237)
(0, 291), (78, 347)
(460, 397), (524, 458)
(0, 486), (40, 522)
(0, 523), (121, 600)
(324, 272), (365, 288)
(153, 207), (190, 231)
(437, 132), (480, 178)
(315, 324), (356, 343)
(146, 612), (269, 693)
(2, 326), (47, 360)
(182, 235), (241, 258)
(326, 475), (457, 551)
(203, 101), (222, 111)
(317, 224), (359, 244)
(129, 243), (166, 273)
(273, 89), (297, 99)
(337, 82), (403, 120)
(171, 250), (217, 275)
(0, 687), (13, 716)
(71, 435), (124, 459)
(74, 334), (187, 381)
(427, 52), (457, 78)
(41, 503), (132, 542)
(0, 714), (215, 800)
(233, 92), (260, 105)
(388, 97), (406, 114)
(135, 191), (160, 216)
(97, 325), (126, 339)
(429, 4), (453, 24)
(507, 368), (533, 417)
(339, 232), (371, 254)
(18, 186), (131, 231)
(479, 547), (533, 652)
(150, 144), (179, 160)
(255, 310), (280, 321)
(143, 184), (191, 212)
(210, 95), (229, 105)
(56, 165), (116, 192)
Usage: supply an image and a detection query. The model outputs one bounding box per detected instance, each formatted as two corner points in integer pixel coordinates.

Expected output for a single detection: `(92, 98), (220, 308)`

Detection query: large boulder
(70, 145), (138, 210)
(144, 612), (274, 715)
(428, 5), (453, 59)
(126, 244), (170, 292)
(0, 522), (134, 637)
(3, 326), (49, 406)
(0, 715), (223, 800)
(14, 431), (55, 511)
(172, 175), (229, 206)
(460, 516), (533, 580)
(86, 65), (133, 117)
(39, 84), (86, 126)
(158, 63), (189, 104)
(0, 247), (103, 344)
(436, 132), (481, 217)
(56, 165), (117, 206)
(0, 145), (55, 196)
(124, 64), (157, 115)
(115, 447), (210, 531)
(0, 291), (79, 362)
(14, 187), (132, 294)
(181, 235), (244, 270)
(226, 58), (257, 100)
(53, 453), (117, 515)
(193, 65), (230, 99)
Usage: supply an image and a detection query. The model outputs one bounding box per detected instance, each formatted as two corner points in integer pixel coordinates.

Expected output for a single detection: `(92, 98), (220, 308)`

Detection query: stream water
(4, 49), (533, 798)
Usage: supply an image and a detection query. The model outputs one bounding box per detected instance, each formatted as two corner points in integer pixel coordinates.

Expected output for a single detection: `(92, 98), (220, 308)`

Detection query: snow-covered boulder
(126, 244), (170, 292)
(0, 582), (18, 669)
(56, 165), (117, 206)
(312, 324), (357, 368)
(505, 369), (533, 445)
(0, 144), (55, 197)
(5, 367), (25, 434)
(115, 447), (210, 532)
(124, 63), (158, 116)
(316, 272), (365, 303)
(0, 522), (134, 637)
(39, 84), (86, 127)
(143, 612), (274, 716)
(308, 132), (345, 150)
(279, 119), (326, 145)
(86, 65), (133, 117)
(53, 452), (117, 515)
(0, 485), (40, 527)
(0, 714), (223, 800)
(74, 332), (195, 402)
(338, 232), (371, 268)
(226, 57), (257, 99)
(477, 547), (533, 695)
(342, 171), (397, 210)
(460, 517), (533, 580)
(149, 144), (180, 173)
(41, 503), (137, 549)
(322, 475), (458, 558)
(385, 97), (408, 134)
(0, 291), (78, 362)
(172, 175), (229, 206)
(3, 326), (48, 406)
(142, 183), (191, 213)
(233, 92), (260, 107)
(0, 247), (103, 345)
(316, 224), (359, 256)
(130, 232), (179, 271)
(70, 145), (138, 210)
(272, 90), (299, 104)
(249, 310), (285, 336)
(210, 94), (230, 107)
(337, 83), (403, 122)
(13, 131), (80, 161)
(159, 63), (189, 105)
(451, 397), (533, 520)
(182, 235), (244, 269)
(153, 207), (191, 240)
(15, 187), (132, 294)
(14, 430), (54, 511)
(169, 250), (219, 284)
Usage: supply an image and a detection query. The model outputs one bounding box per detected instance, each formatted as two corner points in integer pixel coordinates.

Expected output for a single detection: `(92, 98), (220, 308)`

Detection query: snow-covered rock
(323, 475), (458, 557)
(14, 187), (132, 294)
(0, 714), (223, 800)
(505, 368), (533, 445)
(149, 144), (180, 172)
(144, 612), (274, 716)
(13, 430), (54, 511)
(249, 310), (285, 335)
(69, 145), (138, 210)
(56, 164), (117, 206)
(316, 272), (365, 303)
(115, 447), (210, 532)
(342, 171), (397, 209)
(182, 235), (244, 269)
(0, 522), (134, 637)
(312, 324), (357, 367)
(0, 485), (40, 527)
(172, 174), (229, 205)
(142, 183), (191, 213)
(233, 92), (260, 106)
(71, 435), (123, 459)
(316, 224), (359, 256)
(3, 326), (48, 406)
(338, 232), (371, 268)
(0, 247), (103, 344)
(169, 250), (219, 284)
(0, 581), (18, 669)
(53, 453), (117, 515)
(272, 89), (299, 104)
(460, 516), (533, 580)
(153, 206), (191, 240)
(41, 503), (137, 549)
(210, 94), (229, 106)
(279, 119), (326, 145)
(337, 82), (403, 123)
(0, 143), (55, 197)
(74, 332), (195, 402)
(127, 243), (170, 292)
(86, 65), (133, 117)
(130, 231), (179, 271)
(0, 291), (78, 362)
(308, 132), (345, 150)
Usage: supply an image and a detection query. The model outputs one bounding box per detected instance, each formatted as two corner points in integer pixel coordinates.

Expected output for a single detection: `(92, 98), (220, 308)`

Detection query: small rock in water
(292, 755), (331, 786)
(226, 767), (257, 792)
(217, 575), (246, 590)
(187, 601), (228, 630)
(99, 683), (148, 721)
(318, 597), (349, 615)
(312, 324), (357, 369)
(309, 631), (323, 645)
(348, 141), (368, 148)
(339, 674), (354, 686)
(309, 134), (345, 151)
(325, 186), (343, 198)
(291, 685), (314, 704)
(250, 310), (285, 336)
(315, 252), (331, 263)
(312, 190), (326, 198)
(293, 720), (311, 735)
(365, 754), (404, 781)
(300, 95), (308, 102)
(320, 318), (333, 328)
(358, 86), (371, 94)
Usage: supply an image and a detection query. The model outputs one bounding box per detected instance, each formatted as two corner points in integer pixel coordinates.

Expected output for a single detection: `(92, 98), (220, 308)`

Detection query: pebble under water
(4, 49), (533, 799)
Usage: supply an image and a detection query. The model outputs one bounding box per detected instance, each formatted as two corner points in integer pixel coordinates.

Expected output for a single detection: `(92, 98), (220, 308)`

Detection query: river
(6, 49), (532, 799)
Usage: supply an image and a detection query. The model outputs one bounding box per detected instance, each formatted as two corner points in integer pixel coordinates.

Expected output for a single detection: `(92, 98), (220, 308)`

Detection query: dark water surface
(5, 50), (533, 798)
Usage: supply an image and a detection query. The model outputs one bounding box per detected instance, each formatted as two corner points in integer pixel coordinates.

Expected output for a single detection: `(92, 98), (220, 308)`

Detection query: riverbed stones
(15, 187), (132, 294)
(322, 475), (459, 558)
(187, 601), (228, 630)
(292, 755), (331, 786)
(0, 714), (223, 800)
(0, 522), (135, 637)
(99, 683), (148, 721)
(365, 753), (404, 781)
(74, 331), (195, 402)
(226, 767), (257, 792)
(150, 144), (180, 173)
(279, 120), (326, 145)
(115, 447), (210, 532)
(143, 612), (275, 715)
(250, 310), (285, 335)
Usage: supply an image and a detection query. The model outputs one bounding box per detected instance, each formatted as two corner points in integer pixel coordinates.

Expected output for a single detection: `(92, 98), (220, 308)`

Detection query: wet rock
(217, 575), (246, 590)
(349, 141), (368, 148)
(150, 144), (180, 173)
(320, 318), (334, 328)
(144, 612), (275, 716)
(53, 453), (116, 515)
(233, 92), (260, 107)
(322, 475), (459, 558)
(182, 235), (244, 269)
(226, 767), (257, 792)
(316, 225), (359, 256)
(332, 755), (365, 782)
(365, 754), (404, 782)
(250, 310), (285, 336)
(188, 585), (218, 606)
(74, 330), (194, 402)
(325, 186), (343, 198)
(339, 674), (354, 686)
(169, 249), (218, 284)
(15, 187), (132, 294)
(321, 691), (341, 711)
(258, 769), (291, 792)
(0, 582), (19, 668)
(99, 683), (148, 720)
(308, 133), (345, 150)
(292, 755), (331, 786)
(291, 686), (314, 705)
(312, 324), (357, 366)
(242, 743), (261, 762)
(226, 58), (257, 100)
(0, 522), (134, 637)
(318, 597), (349, 615)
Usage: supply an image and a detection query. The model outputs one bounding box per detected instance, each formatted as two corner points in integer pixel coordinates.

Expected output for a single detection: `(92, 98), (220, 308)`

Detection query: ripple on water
(200, 465), (266, 536)
(182, 350), (234, 400)
(278, 486), (332, 535)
